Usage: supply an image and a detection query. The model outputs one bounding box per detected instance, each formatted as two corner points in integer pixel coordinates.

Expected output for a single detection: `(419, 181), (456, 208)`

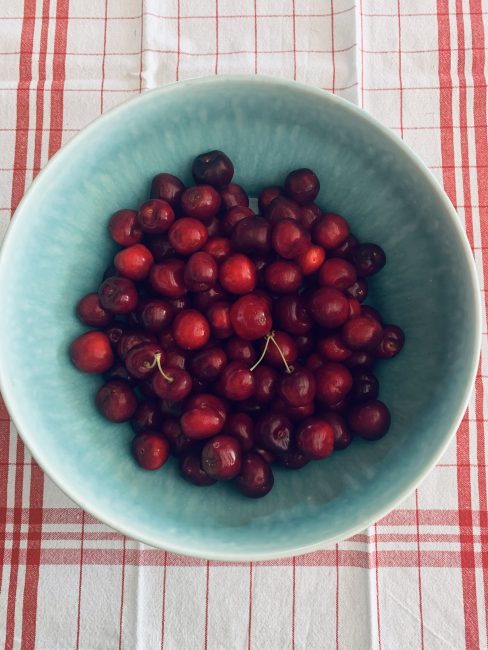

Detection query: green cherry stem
(144, 353), (174, 383)
(269, 334), (293, 374)
(249, 333), (272, 372)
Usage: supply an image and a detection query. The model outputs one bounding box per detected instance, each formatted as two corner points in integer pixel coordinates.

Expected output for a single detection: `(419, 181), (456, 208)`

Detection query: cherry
(216, 361), (255, 400)
(229, 293), (272, 341)
(279, 367), (316, 407)
(185, 393), (229, 420)
(262, 331), (298, 369)
(113, 243), (153, 281)
(183, 251), (218, 292)
(299, 203), (322, 230)
(351, 368), (379, 403)
(103, 361), (135, 385)
(203, 236), (231, 262)
(180, 185), (221, 222)
(152, 366), (192, 401)
(206, 216), (222, 237)
(329, 233), (358, 259)
(253, 364), (279, 403)
(285, 401), (315, 422)
(219, 183), (249, 210)
(99, 276), (138, 314)
(191, 346), (227, 381)
(374, 324), (405, 359)
(164, 346), (190, 370)
(125, 342), (163, 379)
(296, 418), (334, 460)
(132, 433), (170, 470)
(136, 298), (174, 332)
(168, 217), (208, 255)
(193, 284), (229, 311)
(273, 295), (313, 335)
(96, 379), (137, 422)
(149, 259), (187, 298)
(225, 337), (257, 364)
(131, 399), (162, 433)
(116, 330), (157, 359)
(345, 279), (368, 303)
(277, 449), (309, 469)
(305, 353), (324, 371)
(348, 298), (362, 318)
(307, 287), (349, 328)
(315, 362), (353, 406)
(192, 150), (234, 187)
(223, 413), (254, 452)
(258, 186), (282, 213)
(202, 435), (242, 480)
(361, 305), (383, 323)
(344, 351), (375, 369)
(253, 447), (276, 465)
(105, 323), (127, 347)
(231, 216), (271, 255)
(342, 315), (383, 351)
(137, 199), (175, 233)
(70, 331), (114, 373)
(313, 213), (350, 250)
(265, 196), (301, 224)
(348, 400), (391, 440)
(322, 411), (352, 450)
(318, 258), (356, 290)
(108, 209), (142, 246)
(219, 253), (257, 295)
(237, 452), (274, 498)
(297, 244), (326, 275)
(271, 218), (311, 259)
(264, 260), (302, 294)
(255, 412), (292, 456)
(181, 407), (225, 439)
(179, 454), (216, 486)
(172, 309), (210, 350)
(348, 243), (386, 277)
(162, 418), (195, 455)
(222, 206), (255, 235)
(318, 335), (352, 362)
(150, 172), (185, 208)
(144, 234), (176, 262)
(207, 300), (234, 339)
(285, 168), (319, 204)
(76, 293), (112, 327)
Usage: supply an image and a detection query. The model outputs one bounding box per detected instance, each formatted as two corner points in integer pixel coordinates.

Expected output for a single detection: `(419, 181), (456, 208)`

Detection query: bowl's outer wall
(0, 78), (480, 559)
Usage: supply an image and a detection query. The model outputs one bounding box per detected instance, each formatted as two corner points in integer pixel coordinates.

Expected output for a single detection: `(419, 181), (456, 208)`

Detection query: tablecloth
(0, 1), (487, 648)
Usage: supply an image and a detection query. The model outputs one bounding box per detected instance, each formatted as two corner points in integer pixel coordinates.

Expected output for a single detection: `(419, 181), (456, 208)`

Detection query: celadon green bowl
(0, 76), (480, 560)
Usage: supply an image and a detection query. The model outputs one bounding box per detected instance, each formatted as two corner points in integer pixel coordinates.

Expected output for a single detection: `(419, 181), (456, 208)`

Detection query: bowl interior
(0, 77), (479, 559)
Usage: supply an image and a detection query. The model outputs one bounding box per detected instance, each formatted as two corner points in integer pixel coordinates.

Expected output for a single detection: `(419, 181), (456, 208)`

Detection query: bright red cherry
(180, 185), (221, 222)
(315, 362), (353, 406)
(149, 259), (187, 298)
(181, 407), (225, 439)
(296, 418), (334, 460)
(108, 209), (142, 246)
(132, 433), (170, 470)
(207, 300), (234, 339)
(172, 309), (210, 350)
(98, 276), (138, 314)
(114, 243), (154, 281)
(229, 293), (272, 341)
(201, 435), (242, 480)
(271, 218), (311, 259)
(70, 331), (114, 373)
(237, 452), (274, 498)
(203, 236), (231, 262)
(313, 213), (350, 250)
(137, 199), (175, 233)
(297, 244), (325, 275)
(216, 361), (255, 400)
(219, 254), (257, 295)
(264, 260), (302, 294)
(168, 217), (208, 255)
(183, 251), (218, 292)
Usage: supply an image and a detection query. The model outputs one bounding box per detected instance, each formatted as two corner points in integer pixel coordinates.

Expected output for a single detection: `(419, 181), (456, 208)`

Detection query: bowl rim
(0, 74), (482, 561)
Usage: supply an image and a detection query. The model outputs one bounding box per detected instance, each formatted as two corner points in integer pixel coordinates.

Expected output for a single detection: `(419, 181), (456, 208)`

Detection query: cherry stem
(250, 333), (272, 372)
(269, 334), (293, 374)
(144, 353), (174, 383)
(249, 331), (292, 374)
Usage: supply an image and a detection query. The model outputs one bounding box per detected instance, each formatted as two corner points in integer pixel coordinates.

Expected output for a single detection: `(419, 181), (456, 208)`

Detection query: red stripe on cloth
(100, 0), (108, 113)
(253, 0), (258, 74)
(214, 0), (219, 75)
(32, 0), (50, 178)
(247, 562), (253, 650)
(291, 556), (296, 650)
(48, 0), (69, 158)
(118, 537), (126, 650)
(335, 545), (339, 650)
(75, 511), (85, 650)
(374, 524), (381, 650)
(204, 561), (210, 650)
(0, 397), (9, 593)
(415, 490), (425, 650)
(160, 551), (167, 650)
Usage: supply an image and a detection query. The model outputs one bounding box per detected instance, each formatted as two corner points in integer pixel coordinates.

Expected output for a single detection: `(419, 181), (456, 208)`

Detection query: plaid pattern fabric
(1, 1), (487, 648)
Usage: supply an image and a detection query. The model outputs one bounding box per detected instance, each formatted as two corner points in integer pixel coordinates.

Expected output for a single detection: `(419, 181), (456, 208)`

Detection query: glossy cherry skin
(263, 331), (298, 369)
(116, 330), (157, 360)
(172, 309), (210, 350)
(229, 293), (272, 341)
(279, 367), (316, 407)
(180, 185), (221, 222)
(307, 287), (349, 328)
(285, 168), (320, 204)
(318, 258), (357, 290)
(273, 294), (313, 335)
(179, 454), (216, 486)
(374, 324), (405, 359)
(131, 399), (162, 433)
(207, 301), (233, 339)
(185, 393), (229, 420)
(313, 213), (350, 250)
(70, 331), (114, 373)
(237, 452), (274, 498)
(150, 172), (185, 208)
(137, 199), (175, 233)
(231, 216), (272, 255)
(168, 217), (208, 255)
(345, 279), (368, 303)
(225, 337), (256, 365)
(76, 293), (112, 327)
(344, 350), (375, 370)
(162, 417), (196, 456)
(315, 362), (353, 406)
(348, 298), (362, 318)
(253, 364), (279, 403)
(191, 346), (227, 381)
(216, 361), (255, 400)
(318, 335), (352, 362)
(296, 418), (334, 460)
(219, 183), (249, 210)
(321, 411), (352, 450)
(271, 218), (311, 259)
(136, 298), (174, 332)
(114, 243), (153, 281)
(98, 276), (138, 314)
(222, 205), (255, 235)
(348, 400), (391, 440)
(348, 243), (386, 277)
(181, 407), (225, 439)
(286, 401), (316, 422)
(132, 433), (170, 470)
(264, 260), (303, 294)
(223, 413), (254, 452)
(152, 367), (192, 401)
(202, 435), (242, 480)
(108, 209), (142, 246)
(329, 233), (358, 259)
(193, 284), (229, 311)
(253, 447), (276, 465)
(299, 203), (322, 230)
(203, 236), (231, 262)
(258, 186), (282, 212)
(219, 254), (257, 295)
(192, 150), (234, 187)
(124, 342), (163, 380)
(342, 315), (383, 351)
(277, 449), (309, 470)
(149, 259), (187, 298)
(265, 196), (301, 224)
(255, 412), (292, 456)
(96, 380), (137, 422)
(351, 369), (379, 403)
(297, 244), (325, 275)
(183, 251), (218, 292)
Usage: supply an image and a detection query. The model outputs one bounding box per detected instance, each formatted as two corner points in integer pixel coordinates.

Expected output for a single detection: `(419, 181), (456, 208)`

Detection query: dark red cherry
(96, 380), (137, 422)
(150, 172), (185, 208)
(183, 251), (218, 292)
(152, 367), (192, 401)
(137, 199), (175, 233)
(341, 315), (383, 351)
(231, 216), (272, 255)
(216, 361), (255, 400)
(277, 449), (309, 470)
(258, 186), (282, 213)
(180, 185), (221, 222)
(322, 411), (352, 450)
(345, 279), (368, 303)
(124, 342), (163, 379)
(318, 335), (352, 362)
(222, 206), (254, 236)
(203, 236), (231, 263)
(329, 233), (358, 259)
(348, 243), (386, 277)
(299, 203), (322, 230)
(201, 435), (242, 480)
(344, 351), (375, 370)
(307, 287), (349, 328)
(132, 433), (170, 470)
(98, 276), (138, 314)
(193, 284), (229, 311)
(279, 367), (316, 407)
(179, 454), (216, 486)
(223, 412), (254, 452)
(116, 330), (157, 360)
(162, 418), (196, 456)
(318, 258), (357, 290)
(76, 293), (112, 327)
(263, 331), (298, 369)
(313, 213), (350, 250)
(374, 324), (405, 359)
(219, 183), (249, 210)
(273, 294), (313, 335)
(265, 196), (301, 224)
(284, 168), (320, 204)
(144, 234), (176, 262)
(296, 418), (334, 460)
(264, 260), (303, 294)
(225, 337), (257, 364)
(136, 298), (174, 332)
(108, 209), (143, 246)
(348, 400), (391, 440)
(131, 399), (163, 434)
(237, 452), (274, 498)
(255, 412), (292, 456)
(192, 150), (234, 188)
(229, 293), (272, 341)
(191, 346), (227, 381)
(315, 362), (353, 406)
(253, 364), (279, 403)
(351, 369), (379, 403)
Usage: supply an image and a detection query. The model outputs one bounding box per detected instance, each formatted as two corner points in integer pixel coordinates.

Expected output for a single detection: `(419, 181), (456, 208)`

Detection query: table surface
(1, 1), (487, 648)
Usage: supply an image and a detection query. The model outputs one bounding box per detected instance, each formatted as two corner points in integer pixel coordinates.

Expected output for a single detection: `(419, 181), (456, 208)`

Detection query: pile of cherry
(69, 150), (404, 498)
